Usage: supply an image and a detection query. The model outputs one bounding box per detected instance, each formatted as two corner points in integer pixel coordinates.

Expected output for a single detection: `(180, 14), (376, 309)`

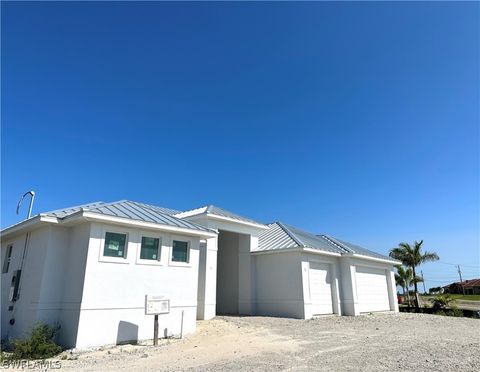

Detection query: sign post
(145, 295), (170, 346)
(153, 314), (159, 346)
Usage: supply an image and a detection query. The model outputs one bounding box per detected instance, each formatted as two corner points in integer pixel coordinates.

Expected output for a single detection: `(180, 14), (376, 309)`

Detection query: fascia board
(81, 211), (218, 238)
(0, 215), (56, 240)
(252, 247), (341, 257)
(345, 253), (401, 265)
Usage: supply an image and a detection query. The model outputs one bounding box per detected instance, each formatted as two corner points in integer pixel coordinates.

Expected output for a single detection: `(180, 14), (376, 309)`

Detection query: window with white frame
(103, 232), (127, 258)
(172, 240), (189, 263)
(2, 245), (13, 273)
(140, 236), (161, 261)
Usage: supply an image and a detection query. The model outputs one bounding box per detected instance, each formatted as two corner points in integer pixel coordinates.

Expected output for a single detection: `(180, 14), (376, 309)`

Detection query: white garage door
(309, 262), (333, 315)
(356, 266), (390, 313)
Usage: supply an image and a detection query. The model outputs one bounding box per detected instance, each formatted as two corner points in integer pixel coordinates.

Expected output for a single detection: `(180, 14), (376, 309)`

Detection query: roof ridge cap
(130, 200), (182, 214)
(276, 222), (305, 248)
(322, 235), (353, 253)
(205, 205), (215, 213)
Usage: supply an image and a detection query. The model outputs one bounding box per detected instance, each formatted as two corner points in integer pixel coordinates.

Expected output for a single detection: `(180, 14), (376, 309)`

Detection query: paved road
(455, 300), (480, 311)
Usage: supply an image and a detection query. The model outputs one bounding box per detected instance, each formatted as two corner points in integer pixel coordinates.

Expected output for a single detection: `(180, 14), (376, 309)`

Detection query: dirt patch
(59, 316), (300, 371)
(56, 313), (479, 371)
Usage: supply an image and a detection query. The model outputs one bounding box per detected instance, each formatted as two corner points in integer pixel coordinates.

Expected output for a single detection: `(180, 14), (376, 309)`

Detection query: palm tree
(394, 265), (412, 306)
(394, 265), (423, 307)
(390, 240), (439, 307)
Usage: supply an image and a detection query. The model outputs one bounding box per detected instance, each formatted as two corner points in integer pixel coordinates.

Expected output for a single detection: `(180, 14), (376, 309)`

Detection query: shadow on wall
(116, 321), (138, 345)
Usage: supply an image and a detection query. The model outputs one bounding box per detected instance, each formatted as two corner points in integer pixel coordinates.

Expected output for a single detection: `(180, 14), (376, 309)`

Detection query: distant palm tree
(395, 265), (412, 306)
(394, 265), (423, 307)
(390, 240), (439, 307)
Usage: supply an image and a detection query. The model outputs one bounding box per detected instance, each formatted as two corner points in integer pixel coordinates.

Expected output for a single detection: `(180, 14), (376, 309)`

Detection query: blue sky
(2, 2), (479, 288)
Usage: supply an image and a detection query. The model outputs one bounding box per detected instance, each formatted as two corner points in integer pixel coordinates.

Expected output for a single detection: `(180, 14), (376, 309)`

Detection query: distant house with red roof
(443, 278), (480, 295)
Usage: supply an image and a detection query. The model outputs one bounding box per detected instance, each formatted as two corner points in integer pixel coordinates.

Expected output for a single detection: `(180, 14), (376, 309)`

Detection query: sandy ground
(52, 313), (480, 371)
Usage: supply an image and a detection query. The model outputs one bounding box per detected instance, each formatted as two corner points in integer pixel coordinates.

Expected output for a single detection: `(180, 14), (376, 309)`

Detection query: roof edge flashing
(342, 252), (400, 265)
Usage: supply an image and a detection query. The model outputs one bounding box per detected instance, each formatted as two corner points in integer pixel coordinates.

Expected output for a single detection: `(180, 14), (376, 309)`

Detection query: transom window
(2, 245), (13, 273)
(103, 232), (127, 258)
(172, 240), (189, 263)
(140, 237), (161, 260)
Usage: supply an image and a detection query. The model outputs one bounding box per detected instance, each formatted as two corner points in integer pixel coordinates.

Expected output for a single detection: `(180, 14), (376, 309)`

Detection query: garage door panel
(309, 262), (333, 315)
(356, 266), (390, 313)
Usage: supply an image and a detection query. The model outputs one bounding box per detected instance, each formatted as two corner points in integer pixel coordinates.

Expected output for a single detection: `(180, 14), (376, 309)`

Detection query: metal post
(153, 314), (159, 346)
(27, 192), (35, 219)
(421, 270), (426, 294)
(457, 265), (465, 295)
(180, 310), (184, 339)
(16, 191), (35, 219)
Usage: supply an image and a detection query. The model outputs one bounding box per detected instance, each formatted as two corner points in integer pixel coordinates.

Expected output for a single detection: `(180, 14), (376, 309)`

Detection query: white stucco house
(1, 200), (399, 349)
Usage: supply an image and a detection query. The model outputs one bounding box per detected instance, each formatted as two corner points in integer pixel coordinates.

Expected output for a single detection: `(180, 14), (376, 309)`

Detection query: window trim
(169, 236), (192, 267)
(136, 231), (164, 266)
(2, 244), (13, 274)
(99, 229), (130, 264)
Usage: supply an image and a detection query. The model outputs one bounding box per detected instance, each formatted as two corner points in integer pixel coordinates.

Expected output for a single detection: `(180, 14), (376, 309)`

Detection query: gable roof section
(175, 205), (267, 228)
(256, 222), (344, 255)
(257, 222), (392, 261)
(256, 223), (299, 251)
(44, 200), (211, 233)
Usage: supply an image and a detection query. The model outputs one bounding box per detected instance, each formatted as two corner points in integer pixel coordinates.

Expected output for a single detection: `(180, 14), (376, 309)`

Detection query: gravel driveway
(60, 313), (479, 372)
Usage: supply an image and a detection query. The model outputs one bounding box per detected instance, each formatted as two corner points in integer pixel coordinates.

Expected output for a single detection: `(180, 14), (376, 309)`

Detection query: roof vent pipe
(16, 191), (35, 219)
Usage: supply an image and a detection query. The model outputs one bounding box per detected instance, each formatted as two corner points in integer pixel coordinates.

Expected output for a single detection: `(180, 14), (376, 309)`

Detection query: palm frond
(419, 251), (440, 263)
(411, 275), (423, 284)
(390, 247), (406, 261)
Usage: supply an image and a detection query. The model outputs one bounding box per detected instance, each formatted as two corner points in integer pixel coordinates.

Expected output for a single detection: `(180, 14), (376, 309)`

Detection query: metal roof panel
(44, 200), (213, 233)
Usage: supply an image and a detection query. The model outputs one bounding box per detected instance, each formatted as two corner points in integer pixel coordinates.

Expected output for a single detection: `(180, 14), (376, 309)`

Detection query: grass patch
(422, 294), (480, 301)
(447, 294), (480, 301)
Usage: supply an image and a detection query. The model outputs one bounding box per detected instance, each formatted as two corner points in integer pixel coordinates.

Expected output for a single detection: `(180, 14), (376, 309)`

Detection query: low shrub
(446, 308), (464, 317)
(8, 323), (62, 360)
(434, 307), (464, 317)
(431, 294), (454, 311)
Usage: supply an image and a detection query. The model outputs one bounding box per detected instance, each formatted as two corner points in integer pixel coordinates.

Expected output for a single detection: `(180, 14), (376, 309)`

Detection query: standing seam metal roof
(41, 201), (390, 260)
(44, 201), (105, 218)
(257, 222), (391, 261)
(257, 222), (342, 254)
(45, 200), (213, 233)
(326, 236), (392, 261)
(176, 205), (266, 227)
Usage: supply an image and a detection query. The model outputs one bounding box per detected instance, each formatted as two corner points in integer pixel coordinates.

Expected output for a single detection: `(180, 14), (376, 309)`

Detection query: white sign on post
(145, 294), (170, 315)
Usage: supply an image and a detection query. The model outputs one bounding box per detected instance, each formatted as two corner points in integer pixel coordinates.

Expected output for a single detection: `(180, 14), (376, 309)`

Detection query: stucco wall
(216, 230), (239, 314)
(75, 222), (201, 348)
(1, 227), (51, 341)
(1, 224), (91, 346)
(57, 223), (91, 347)
(253, 251), (304, 318)
(182, 215), (264, 319)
